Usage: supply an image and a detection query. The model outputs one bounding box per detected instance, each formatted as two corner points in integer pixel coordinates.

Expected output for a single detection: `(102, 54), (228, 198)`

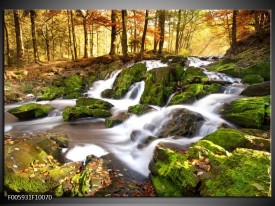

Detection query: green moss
(63, 92), (82, 99)
(8, 103), (52, 120)
(222, 96), (270, 129)
(112, 63), (147, 99)
(141, 66), (185, 106)
(37, 86), (65, 101)
(188, 140), (228, 165)
(183, 67), (208, 84)
(105, 118), (122, 128)
(64, 74), (84, 95)
(241, 61), (270, 81)
(50, 133), (69, 148)
(151, 175), (182, 196)
(4, 166), (54, 193)
(150, 146), (199, 196)
(203, 128), (270, 152)
(170, 83), (221, 105)
(62, 106), (111, 121)
(76, 97), (113, 109)
(242, 75), (264, 85)
(201, 148), (271, 196)
(128, 104), (150, 115)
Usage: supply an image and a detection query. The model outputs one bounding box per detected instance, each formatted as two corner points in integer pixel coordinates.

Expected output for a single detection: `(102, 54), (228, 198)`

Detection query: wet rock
(105, 111), (129, 128)
(158, 108), (204, 138)
(7, 103), (52, 120)
(240, 81), (270, 97)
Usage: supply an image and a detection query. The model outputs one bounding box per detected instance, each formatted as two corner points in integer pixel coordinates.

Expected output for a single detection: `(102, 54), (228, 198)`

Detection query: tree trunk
(231, 10), (238, 51)
(140, 10), (148, 53)
(133, 10), (137, 53)
(158, 10), (165, 55)
(83, 17), (88, 58)
(121, 10), (128, 59)
(90, 23), (94, 57)
(109, 10), (117, 55)
(67, 10), (74, 60)
(45, 24), (50, 61)
(30, 10), (39, 62)
(70, 10), (77, 59)
(4, 21), (11, 66)
(175, 10), (182, 54)
(153, 10), (158, 53)
(13, 10), (24, 67)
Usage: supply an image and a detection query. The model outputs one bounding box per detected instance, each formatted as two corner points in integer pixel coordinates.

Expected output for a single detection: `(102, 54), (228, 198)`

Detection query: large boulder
(200, 148), (271, 196)
(4, 133), (111, 196)
(62, 98), (113, 121)
(240, 81), (270, 97)
(140, 65), (185, 106)
(221, 96), (270, 129)
(8, 103), (52, 120)
(149, 128), (271, 197)
(62, 106), (111, 121)
(158, 108), (204, 138)
(111, 63), (147, 99)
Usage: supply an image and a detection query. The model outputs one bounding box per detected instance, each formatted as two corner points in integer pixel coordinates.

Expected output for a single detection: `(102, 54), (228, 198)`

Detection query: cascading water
(4, 56), (246, 177)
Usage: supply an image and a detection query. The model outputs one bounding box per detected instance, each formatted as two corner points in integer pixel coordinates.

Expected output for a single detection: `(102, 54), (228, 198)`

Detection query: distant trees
(4, 9), (270, 68)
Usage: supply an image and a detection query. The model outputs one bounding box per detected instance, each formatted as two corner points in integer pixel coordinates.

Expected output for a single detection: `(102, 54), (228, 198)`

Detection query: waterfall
(5, 57), (246, 177)
(87, 70), (122, 99)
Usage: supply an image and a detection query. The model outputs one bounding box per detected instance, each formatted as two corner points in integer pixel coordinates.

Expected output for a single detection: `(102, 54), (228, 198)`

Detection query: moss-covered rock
(37, 74), (84, 101)
(4, 134), (111, 196)
(183, 67), (208, 84)
(111, 63), (147, 99)
(169, 83), (221, 105)
(7, 103), (52, 120)
(242, 75), (264, 85)
(140, 65), (185, 106)
(128, 104), (153, 115)
(37, 86), (65, 101)
(207, 61), (270, 81)
(188, 140), (228, 165)
(203, 128), (270, 152)
(240, 81), (270, 97)
(76, 97), (113, 109)
(62, 106), (112, 121)
(207, 62), (241, 78)
(149, 145), (199, 196)
(64, 74), (84, 95)
(222, 96), (270, 129)
(200, 148), (271, 196)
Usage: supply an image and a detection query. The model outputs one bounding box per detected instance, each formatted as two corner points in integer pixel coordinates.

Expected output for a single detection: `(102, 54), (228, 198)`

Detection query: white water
(140, 60), (168, 71)
(4, 57), (246, 177)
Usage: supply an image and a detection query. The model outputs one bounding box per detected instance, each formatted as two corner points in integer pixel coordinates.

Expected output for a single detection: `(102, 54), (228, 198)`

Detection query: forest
(4, 9), (271, 197)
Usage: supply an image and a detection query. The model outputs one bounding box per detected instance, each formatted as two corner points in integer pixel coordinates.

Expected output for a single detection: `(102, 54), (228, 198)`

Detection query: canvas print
(3, 10), (271, 197)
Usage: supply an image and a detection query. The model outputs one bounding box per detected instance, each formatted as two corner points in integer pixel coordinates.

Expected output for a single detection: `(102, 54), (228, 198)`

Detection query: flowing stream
(4, 57), (246, 177)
